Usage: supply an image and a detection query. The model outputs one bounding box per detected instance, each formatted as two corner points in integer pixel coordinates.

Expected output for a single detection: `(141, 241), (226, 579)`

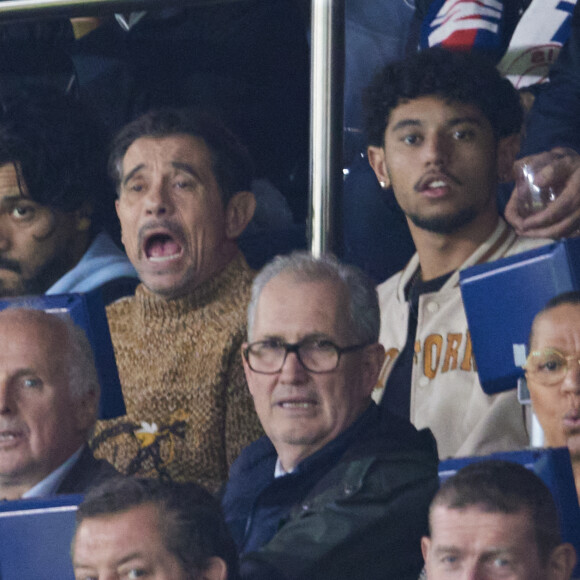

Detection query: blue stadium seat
(0, 494), (82, 580)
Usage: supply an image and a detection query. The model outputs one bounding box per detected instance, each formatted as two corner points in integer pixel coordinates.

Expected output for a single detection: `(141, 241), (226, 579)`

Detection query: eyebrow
(256, 332), (333, 343)
(122, 164), (145, 186)
(12, 368), (37, 379)
(116, 551), (147, 566)
(122, 161), (201, 187)
(73, 551), (146, 570)
(0, 193), (29, 206)
(433, 545), (514, 558)
(433, 545), (461, 555)
(390, 116), (485, 132)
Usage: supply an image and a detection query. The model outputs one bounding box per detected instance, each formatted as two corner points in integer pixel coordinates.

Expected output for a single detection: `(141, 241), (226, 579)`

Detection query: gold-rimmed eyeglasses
(523, 348), (580, 386)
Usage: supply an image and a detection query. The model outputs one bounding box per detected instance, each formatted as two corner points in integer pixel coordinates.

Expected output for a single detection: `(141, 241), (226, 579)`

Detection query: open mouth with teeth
(144, 233), (183, 262)
(0, 430), (22, 445)
(277, 399), (318, 410)
(427, 180), (447, 189)
(421, 178), (450, 198)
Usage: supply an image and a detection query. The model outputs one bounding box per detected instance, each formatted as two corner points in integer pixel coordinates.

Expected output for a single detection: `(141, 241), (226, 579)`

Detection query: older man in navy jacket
(222, 252), (439, 580)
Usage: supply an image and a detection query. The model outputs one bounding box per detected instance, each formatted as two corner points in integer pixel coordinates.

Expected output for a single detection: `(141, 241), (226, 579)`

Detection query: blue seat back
(0, 494), (82, 580)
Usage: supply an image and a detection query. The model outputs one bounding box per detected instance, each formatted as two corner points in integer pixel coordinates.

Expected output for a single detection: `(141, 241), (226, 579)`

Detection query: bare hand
(505, 147), (580, 239)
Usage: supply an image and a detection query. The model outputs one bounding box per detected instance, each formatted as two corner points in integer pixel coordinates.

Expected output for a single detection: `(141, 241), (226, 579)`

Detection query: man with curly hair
(366, 48), (549, 458)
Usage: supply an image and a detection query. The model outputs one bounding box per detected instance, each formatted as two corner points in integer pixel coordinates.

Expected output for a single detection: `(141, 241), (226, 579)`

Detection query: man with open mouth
(92, 108), (263, 493)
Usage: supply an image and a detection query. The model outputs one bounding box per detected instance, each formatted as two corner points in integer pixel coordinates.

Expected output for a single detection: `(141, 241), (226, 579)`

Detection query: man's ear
(497, 134), (521, 183)
(367, 146), (391, 188)
(421, 536), (431, 562)
(75, 388), (99, 434)
(73, 203), (94, 233)
(225, 190), (256, 239)
(200, 556), (228, 580)
(547, 543), (577, 580)
(241, 343), (255, 398)
(115, 199), (128, 250)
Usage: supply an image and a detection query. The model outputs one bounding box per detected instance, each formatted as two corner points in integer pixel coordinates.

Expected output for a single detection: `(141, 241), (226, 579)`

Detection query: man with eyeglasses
(525, 291), (580, 501)
(221, 251), (439, 580)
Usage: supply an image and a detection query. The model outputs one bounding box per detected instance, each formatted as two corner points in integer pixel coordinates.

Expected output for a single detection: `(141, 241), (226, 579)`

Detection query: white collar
(22, 446), (84, 499)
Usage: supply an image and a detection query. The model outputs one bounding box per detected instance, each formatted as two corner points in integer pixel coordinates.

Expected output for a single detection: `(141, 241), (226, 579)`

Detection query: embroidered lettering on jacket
(383, 331), (476, 379)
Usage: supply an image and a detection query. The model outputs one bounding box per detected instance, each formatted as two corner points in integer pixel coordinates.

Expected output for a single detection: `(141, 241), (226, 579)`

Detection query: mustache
(0, 420), (25, 432)
(0, 258), (20, 274)
(137, 219), (186, 249)
(414, 170), (462, 192)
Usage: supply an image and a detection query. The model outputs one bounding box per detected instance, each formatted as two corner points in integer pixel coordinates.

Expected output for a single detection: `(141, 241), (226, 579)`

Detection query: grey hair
(60, 315), (101, 402)
(247, 251), (380, 343)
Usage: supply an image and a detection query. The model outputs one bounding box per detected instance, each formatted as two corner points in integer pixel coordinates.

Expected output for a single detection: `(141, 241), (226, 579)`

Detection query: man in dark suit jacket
(0, 308), (117, 499)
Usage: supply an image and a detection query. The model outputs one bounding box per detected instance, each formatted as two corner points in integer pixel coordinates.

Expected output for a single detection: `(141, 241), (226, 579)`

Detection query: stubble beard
(406, 205), (479, 235)
(0, 251), (77, 298)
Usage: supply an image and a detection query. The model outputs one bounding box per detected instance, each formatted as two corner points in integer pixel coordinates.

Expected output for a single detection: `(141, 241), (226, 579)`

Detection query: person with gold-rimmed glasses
(525, 291), (580, 501)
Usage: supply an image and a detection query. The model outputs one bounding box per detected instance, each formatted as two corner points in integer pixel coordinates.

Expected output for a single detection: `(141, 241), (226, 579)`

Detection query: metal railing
(0, 0), (240, 19)
(309, 0), (343, 256)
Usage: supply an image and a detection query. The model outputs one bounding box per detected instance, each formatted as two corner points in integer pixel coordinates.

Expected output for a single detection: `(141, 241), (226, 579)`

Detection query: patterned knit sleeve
(224, 338), (264, 467)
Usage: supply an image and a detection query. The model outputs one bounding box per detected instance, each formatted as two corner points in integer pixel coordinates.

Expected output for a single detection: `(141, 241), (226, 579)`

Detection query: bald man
(0, 308), (116, 500)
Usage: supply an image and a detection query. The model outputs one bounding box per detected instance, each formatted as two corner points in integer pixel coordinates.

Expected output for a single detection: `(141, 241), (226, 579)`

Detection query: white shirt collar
(274, 457), (294, 478)
(22, 446), (85, 499)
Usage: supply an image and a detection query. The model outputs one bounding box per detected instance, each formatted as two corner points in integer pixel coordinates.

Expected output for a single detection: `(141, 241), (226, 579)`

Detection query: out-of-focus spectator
(506, 2), (580, 240)
(0, 308), (117, 500)
(525, 291), (580, 500)
(422, 460), (576, 580)
(72, 477), (238, 580)
(0, 88), (137, 303)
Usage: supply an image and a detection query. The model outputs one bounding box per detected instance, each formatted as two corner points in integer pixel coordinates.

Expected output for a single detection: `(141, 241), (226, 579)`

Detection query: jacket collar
(396, 218), (517, 301)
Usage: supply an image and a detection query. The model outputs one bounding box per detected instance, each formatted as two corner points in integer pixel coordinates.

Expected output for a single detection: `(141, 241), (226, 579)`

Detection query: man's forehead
(74, 503), (163, 561)
(431, 503), (532, 530)
(0, 311), (68, 354)
(79, 502), (163, 542)
(122, 135), (212, 168)
(0, 162), (28, 197)
(260, 274), (345, 305)
(254, 275), (348, 334)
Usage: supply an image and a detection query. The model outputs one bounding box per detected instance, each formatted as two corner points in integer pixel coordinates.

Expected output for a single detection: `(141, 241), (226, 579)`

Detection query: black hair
(528, 291), (580, 349)
(108, 108), (253, 205)
(74, 477), (239, 579)
(432, 460), (562, 564)
(364, 48), (523, 147)
(543, 291), (580, 311)
(0, 86), (113, 232)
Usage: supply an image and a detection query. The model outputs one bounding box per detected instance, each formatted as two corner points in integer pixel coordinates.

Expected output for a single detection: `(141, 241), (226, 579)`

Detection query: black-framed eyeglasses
(243, 338), (370, 374)
(523, 347), (580, 386)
